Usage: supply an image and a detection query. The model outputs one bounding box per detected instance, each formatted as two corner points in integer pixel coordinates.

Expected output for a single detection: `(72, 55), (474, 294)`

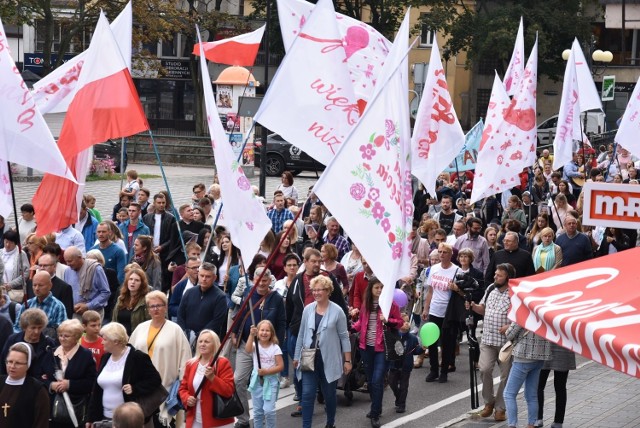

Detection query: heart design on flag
(343, 26), (369, 61)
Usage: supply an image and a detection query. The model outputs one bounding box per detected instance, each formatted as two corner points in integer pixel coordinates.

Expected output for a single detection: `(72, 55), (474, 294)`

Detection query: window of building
(134, 79), (196, 131)
(476, 88), (491, 120)
(35, 20), (91, 53)
(419, 13), (435, 47)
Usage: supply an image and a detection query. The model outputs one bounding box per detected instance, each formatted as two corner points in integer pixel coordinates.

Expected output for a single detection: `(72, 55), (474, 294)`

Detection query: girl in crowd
(112, 268), (151, 335)
(131, 236), (162, 290)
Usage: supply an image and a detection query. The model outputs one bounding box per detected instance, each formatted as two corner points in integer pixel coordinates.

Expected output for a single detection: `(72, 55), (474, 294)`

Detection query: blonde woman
(532, 228), (563, 273)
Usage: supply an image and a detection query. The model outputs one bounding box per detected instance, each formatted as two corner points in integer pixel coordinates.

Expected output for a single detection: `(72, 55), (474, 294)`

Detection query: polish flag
(32, 1), (133, 114)
(193, 25), (265, 67)
(56, 11), (148, 159)
(503, 17), (525, 96)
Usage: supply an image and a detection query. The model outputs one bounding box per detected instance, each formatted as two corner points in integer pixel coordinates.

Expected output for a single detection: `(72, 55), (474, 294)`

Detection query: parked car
(254, 134), (325, 176)
(94, 139), (128, 173)
(537, 112), (606, 146)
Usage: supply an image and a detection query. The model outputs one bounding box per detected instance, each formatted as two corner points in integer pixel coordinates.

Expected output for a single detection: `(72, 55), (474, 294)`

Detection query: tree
(416, 0), (601, 81)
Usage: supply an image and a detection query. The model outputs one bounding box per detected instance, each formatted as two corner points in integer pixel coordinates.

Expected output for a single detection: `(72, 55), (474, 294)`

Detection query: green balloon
(419, 322), (440, 347)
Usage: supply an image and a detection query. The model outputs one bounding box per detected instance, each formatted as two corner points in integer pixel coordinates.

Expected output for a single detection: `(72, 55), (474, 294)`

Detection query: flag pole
(6, 162), (27, 305)
(119, 137), (126, 190)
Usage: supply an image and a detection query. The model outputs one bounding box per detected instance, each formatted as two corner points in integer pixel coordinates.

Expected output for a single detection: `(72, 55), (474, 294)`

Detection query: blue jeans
(301, 351), (337, 428)
(251, 375), (279, 428)
(503, 360), (544, 426)
(360, 346), (388, 419)
(288, 332), (301, 397)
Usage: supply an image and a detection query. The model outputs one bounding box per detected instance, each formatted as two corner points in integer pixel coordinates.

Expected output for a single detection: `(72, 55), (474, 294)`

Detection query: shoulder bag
(499, 330), (529, 363)
(212, 361), (244, 419)
(300, 324), (318, 372)
(383, 324), (405, 361)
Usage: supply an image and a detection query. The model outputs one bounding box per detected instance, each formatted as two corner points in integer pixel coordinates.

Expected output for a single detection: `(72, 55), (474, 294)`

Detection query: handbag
(51, 393), (72, 425)
(300, 328), (318, 372)
(165, 378), (184, 417)
(212, 361), (244, 419)
(135, 385), (169, 420)
(499, 330), (529, 363)
(382, 325), (405, 361)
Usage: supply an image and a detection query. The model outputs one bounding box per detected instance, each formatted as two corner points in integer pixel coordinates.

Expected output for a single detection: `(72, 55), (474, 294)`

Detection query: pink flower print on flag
(380, 218), (391, 233)
(391, 242), (403, 260)
(237, 176), (251, 191)
(245, 221), (254, 231)
(385, 119), (396, 139)
(359, 143), (376, 160)
(368, 187), (380, 201)
(343, 26), (369, 62)
(372, 201), (385, 220)
(350, 183), (366, 201)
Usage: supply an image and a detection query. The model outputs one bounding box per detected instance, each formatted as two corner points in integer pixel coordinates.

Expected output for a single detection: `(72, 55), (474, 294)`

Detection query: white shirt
(182, 278), (196, 296)
(252, 343), (282, 371)
(427, 263), (459, 318)
(153, 214), (162, 247)
(97, 347), (130, 418)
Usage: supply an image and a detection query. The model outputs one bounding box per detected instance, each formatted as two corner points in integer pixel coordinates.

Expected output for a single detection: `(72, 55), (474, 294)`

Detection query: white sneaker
(279, 377), (290, 389)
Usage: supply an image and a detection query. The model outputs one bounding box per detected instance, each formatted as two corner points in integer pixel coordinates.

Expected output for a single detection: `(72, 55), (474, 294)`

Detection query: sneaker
(371, 418), (381, 428)
(425, 371), (438, 382)
(290, 406), (302, 417)
(494, 409), (506, 422)
(293, 394), (301, 401)
(279, 377), (290, 389)
(479, 404), (494, 418)
(533, 420), (543, 427)
(550, 424), (563, 428)
(438, 373), (448, 383)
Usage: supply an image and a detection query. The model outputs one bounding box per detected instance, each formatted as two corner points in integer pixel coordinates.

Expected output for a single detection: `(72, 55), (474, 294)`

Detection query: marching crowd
(0, 144), (634, 428)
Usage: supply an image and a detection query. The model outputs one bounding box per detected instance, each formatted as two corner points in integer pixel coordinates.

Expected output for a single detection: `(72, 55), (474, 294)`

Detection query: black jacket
(0, 332), (56, 389)
(142, 211), (177, 259)
(177, 285), (228, 339)
(232, 291), (286, 345)
(87, 345), (162, 422)
(286, 270), (348, 337)
(53, 345), (97, 402)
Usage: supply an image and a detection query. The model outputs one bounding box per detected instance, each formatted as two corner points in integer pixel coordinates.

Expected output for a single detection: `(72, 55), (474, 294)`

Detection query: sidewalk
(443, 358), (640, 427)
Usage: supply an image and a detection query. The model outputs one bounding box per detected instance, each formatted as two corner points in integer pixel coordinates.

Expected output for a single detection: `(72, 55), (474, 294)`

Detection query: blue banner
(444, 119), (483, 173)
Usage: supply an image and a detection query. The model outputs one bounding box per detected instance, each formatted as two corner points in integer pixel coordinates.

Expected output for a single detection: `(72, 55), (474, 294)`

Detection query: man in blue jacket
(118, 202), (150, 259)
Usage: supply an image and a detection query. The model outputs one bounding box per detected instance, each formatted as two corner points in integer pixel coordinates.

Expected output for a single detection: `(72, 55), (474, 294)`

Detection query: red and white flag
(553, 44), (582, 170)
(32, 12), (148, 234)
(471, 37), (538, 203)
(411, 37), (465, 196)
(313, 10), (413, 319)
(254, 0), (358, 165)
(503, 17), (525, 96)
(193, 25), (265, 67)
(196, 28), (272, 259)
(614, 75), (640, 156)
(572, 38), (602, 112)
(32, 2), (133, 114)
(0, 17), (75, 182)
(509, 248), (640, 378)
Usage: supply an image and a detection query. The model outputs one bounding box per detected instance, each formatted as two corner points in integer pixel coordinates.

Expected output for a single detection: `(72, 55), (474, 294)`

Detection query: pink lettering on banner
(309, 78), (359, 125)
(416, 70), (456, 160)
(0, 64), (36, 131)
(307, 121), (343, 154)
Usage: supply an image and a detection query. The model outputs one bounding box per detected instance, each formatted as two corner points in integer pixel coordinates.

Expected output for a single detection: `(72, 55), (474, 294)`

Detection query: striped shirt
(366, 302), (379, 346)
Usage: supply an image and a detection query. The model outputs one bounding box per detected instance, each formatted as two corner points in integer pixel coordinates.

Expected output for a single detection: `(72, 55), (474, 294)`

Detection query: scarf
(78, 259), (99, 298)
(533, 242), (555, 272)
(2, 247), (17, 283)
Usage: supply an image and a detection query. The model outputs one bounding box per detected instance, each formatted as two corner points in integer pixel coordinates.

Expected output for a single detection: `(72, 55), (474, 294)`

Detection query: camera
(454, 272), (478, 292)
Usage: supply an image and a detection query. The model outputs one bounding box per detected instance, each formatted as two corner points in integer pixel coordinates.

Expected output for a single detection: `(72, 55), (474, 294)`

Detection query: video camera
(454, 272), (479, 295)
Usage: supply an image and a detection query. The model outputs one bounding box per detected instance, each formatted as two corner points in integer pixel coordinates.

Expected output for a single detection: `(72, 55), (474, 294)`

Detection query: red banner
(509, 248), (640, 378)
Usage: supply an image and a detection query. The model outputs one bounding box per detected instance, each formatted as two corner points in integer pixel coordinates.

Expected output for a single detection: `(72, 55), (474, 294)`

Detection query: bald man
(62, 246), (111, 319)
(13, 271), (67, 334)
(113, 402), (144, 428)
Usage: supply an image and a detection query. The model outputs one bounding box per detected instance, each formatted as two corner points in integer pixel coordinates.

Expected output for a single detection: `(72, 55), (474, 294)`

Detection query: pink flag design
(193, 25), (265, 67)
(32, 1), (132, 114)
(571, 38), (603, 113)
(613, 75), (640, 157)
(411, 38), (466, 196)
(196, 28), (272, 260)
(503, 17), (525, 96)
(553, 45), (583, 171)
(254, 0), (359, 165)
(471, 37), (538, 202)
(312, 10), (413, 319)
(0, 17), (75, 182)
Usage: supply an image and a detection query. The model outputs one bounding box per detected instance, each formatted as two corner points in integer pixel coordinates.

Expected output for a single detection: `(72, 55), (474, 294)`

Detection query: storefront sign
(583, 182), (640, 228)
(161, 59), (191, 79)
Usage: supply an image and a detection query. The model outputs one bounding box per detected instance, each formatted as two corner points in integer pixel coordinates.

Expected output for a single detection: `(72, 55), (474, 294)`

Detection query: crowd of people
(0, 146), (632, 428)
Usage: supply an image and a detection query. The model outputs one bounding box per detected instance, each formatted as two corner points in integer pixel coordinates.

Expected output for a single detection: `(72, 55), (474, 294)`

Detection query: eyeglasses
(149, 304), (166, 310)
(5, 360), (27, 366)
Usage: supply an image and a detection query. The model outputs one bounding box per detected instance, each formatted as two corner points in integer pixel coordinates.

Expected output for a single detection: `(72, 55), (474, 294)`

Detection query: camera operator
(465, 263), (515, 423)
(456, 248), (484, 339)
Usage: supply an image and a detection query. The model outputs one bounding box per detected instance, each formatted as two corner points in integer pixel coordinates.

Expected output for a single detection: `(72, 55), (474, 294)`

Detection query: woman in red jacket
(352, 277), (404, 428)
(179, 330), (236, 428)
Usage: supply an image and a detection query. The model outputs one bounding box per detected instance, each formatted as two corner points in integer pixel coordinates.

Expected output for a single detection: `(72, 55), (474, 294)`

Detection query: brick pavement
(444, 358), (640, 427)
(7, 163), (320, 227)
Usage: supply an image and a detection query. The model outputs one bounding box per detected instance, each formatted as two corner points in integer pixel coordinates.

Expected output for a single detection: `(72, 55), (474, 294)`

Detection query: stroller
(336, 332), (367, 405)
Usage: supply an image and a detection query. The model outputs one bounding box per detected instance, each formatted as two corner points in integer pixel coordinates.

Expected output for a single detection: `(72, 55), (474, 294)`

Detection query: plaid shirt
(267, 208), (294, 233)
(13, 293), (68, 333)
(324, 234), (351, 260)
(479, 284), (510, 347)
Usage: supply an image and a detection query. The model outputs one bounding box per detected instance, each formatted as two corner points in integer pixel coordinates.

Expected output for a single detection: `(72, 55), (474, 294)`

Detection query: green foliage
(415, 0), (601, 81)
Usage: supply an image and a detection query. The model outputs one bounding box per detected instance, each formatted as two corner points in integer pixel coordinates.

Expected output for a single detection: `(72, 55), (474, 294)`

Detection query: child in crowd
(80, 310), (105, 370)
(388, 314), (423, 413)
(121, 170), (140, 202)
(246, 320), (284, 428)
(116, 207), (128, 225)
(84, 194), (102, 222)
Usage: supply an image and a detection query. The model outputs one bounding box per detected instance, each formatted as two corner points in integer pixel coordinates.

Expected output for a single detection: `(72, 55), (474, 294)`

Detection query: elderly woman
(112, 268), (151, 335)
(25, 233), (47, 280)
(1, 231), (28, 304)
(0, 342), (50, 427)
(352, 277), (403, 427)
(130, 290), (192, 427)
(532, 228), (563, 273)
(0, 308), (55, 389)
(132, 236), (162, 291)
(294, 275), (351, 428)
(457, 248), (485, 340)
(87, 322), (163, 426)
(50, 319), (97, 428)
(179, 330), (236, 428)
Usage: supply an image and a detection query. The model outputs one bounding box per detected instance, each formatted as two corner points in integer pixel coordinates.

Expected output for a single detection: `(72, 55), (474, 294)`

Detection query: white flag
(313, 10), (413, 319)
(471, 36), (538, 203)
(504, 17), (525, 96)
(255, 0), (359, 165)
(572, 38), (602, 113)
(0, 161), (13, 219)
(553, 45), (582, 171)
(614, 75), (640, 157)
(411, 38), (465, 196)
(32, 1), (133, 114)
(276, 0), (390, 103)
(197, 28), (272, 260)
(0, 18), (75, 182)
